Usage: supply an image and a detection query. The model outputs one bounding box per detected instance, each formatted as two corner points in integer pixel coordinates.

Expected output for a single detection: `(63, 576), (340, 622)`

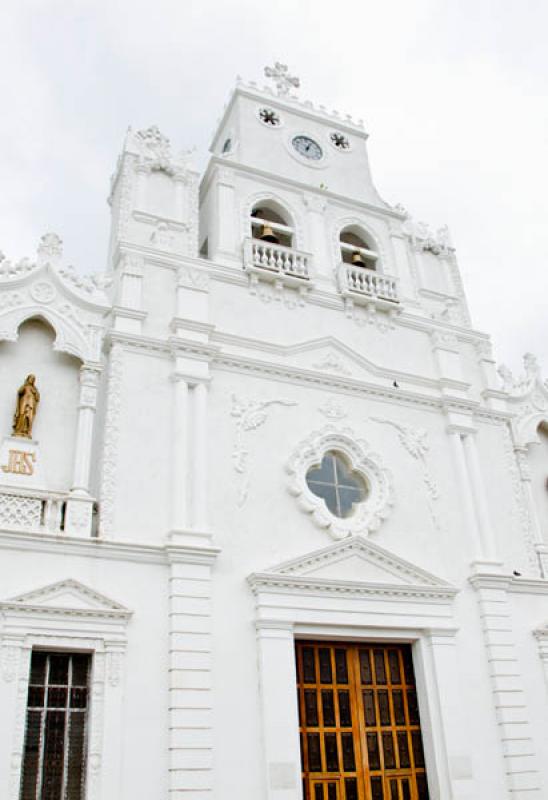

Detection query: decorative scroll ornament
(498, 353), (545, 399)
(286, 425), (393, 540)
(499, 353), (548, 448)
(264, 62), (300, 95)
(403, 217), (452, 257)
(231, 393), (297, 507)
(313, 352), (352, 376)
(371, 417), (439, 530)
(318, 398), (347, 420)
(30, 281), (56, 304)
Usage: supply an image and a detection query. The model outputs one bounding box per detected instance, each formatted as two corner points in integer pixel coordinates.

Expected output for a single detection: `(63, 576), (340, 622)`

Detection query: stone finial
(523, 352), (539, 381)
(498, 353), (542, 397)
(136, 125), (172, 169)
(37, 233), (63, 266)
(264, 62), (300, 96)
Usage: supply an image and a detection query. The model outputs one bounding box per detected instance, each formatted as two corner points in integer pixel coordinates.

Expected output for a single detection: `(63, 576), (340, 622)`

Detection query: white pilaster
(166, 547), (217, 800)
(303, 194), (328, 277)
(0, 637), (30, 800)
(462, 434), (498, 564)
(71, 365), (100, 494)
(65, 365), (101, 536)
(424, 631), (475, 799)
(449, 430), (482, 557)
(470, 572), (542, 799)
(256, 623), (302, 800)
(171, 376), (190, 533)
(113, 254), (146, 334)
(192, 382), (208, 531)
(514, 446), (547, 577)
(210, 168), (237, 262)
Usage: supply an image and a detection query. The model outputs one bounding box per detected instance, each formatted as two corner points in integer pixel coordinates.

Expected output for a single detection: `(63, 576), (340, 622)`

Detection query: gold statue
(12, 374), (40, 439)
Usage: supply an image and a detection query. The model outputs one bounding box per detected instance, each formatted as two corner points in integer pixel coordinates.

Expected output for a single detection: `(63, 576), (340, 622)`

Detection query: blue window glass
(306, 451), (367, 518)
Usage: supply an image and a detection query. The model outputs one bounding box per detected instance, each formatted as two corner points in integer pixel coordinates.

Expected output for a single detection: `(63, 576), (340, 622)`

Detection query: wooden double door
(296, 642), (429, 800)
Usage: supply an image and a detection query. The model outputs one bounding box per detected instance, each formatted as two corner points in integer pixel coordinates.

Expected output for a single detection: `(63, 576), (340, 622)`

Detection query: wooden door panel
(296, 642), (429, 800)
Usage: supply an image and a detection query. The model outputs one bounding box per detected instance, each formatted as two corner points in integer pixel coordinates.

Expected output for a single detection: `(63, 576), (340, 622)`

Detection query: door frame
(250, 566), (474, 800)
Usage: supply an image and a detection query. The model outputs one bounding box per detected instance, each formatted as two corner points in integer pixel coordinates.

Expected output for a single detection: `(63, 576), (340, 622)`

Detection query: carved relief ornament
(286, 425), (393, 540)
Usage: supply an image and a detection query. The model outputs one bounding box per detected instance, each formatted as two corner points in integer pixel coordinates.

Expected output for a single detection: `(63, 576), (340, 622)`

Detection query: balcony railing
(337, 262), (399, 307)
(0, 488), (96, 536)
(0, 488), (69, 534)
(244, 238), (312, 289)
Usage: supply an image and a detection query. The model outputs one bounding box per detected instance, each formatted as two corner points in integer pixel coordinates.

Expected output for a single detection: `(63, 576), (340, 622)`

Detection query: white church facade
(0, 65), (547, 800)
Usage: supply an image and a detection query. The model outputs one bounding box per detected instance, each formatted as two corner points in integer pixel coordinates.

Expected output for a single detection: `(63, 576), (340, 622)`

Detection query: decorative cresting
(499, 353), (548, 445)
(0, 234), (110, 363)
(286, 425), (393, 539)
(134, 125), (195, 177)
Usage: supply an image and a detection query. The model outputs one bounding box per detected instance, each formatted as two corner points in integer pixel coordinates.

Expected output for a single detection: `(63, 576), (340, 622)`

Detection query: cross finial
(264, 62), (300, 96)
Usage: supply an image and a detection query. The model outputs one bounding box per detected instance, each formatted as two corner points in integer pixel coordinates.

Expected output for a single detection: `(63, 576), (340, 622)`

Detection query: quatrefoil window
(306, 450), (368, 518)
(259, 107), (281, 127)
(330, 131), (350, 150)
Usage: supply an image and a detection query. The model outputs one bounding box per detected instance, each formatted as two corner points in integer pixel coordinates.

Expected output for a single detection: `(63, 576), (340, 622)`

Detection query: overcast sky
(2, 1), (547, 374)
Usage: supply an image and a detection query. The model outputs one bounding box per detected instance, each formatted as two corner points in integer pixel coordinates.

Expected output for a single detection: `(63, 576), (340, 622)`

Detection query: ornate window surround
(286, 425), (393, 539)
(0, 579), (131, 800)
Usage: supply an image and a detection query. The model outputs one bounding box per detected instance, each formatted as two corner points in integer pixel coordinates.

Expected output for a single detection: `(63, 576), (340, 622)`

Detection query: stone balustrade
(337, 262), (399, 306)
(244, 237), (312, 287)
(0, 488), (95, 536)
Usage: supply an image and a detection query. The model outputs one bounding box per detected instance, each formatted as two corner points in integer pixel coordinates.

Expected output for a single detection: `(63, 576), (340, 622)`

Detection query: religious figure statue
(12, 374), (40, 438)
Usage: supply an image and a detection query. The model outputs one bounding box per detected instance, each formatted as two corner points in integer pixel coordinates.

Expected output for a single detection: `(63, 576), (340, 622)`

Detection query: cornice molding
(467, 573), (548, 594)
(0, 528), (220, 566)
(201, 157), (397, 221)
(248, 572), (458, 602)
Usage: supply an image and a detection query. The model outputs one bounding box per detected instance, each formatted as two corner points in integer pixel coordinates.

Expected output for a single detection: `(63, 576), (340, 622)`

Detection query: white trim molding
(286, 425), (393, 539)
(0, 579), (131, 800)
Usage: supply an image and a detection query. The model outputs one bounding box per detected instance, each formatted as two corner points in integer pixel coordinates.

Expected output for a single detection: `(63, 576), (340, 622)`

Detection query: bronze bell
(351, 250), (366, 268)
(259, 224), (279, 244)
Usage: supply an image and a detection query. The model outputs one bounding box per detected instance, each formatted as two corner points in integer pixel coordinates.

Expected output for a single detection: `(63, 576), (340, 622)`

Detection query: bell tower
(199, 64), (389, 270)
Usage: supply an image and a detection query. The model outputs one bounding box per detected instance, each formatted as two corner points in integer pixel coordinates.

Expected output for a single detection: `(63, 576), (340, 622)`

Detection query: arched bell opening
(250, 202), (294, 249)
(340, 226), (379, 270)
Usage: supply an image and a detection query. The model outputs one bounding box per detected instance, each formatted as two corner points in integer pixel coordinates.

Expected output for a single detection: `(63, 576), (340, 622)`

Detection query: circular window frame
(286, 425), (393, 539)
(257, 106), (283, 129)
(284, 130), (329, 170)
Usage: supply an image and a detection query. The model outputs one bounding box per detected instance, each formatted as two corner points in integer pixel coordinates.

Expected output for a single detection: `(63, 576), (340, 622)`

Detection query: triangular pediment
(280, 338), (435, 391)
(258, 536), (452, 590)
(286, 337), (379, 380)
(3, 579), (130, 616)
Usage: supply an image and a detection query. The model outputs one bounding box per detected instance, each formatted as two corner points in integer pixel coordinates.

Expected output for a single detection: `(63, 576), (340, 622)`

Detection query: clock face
(292, 135), (323, 161)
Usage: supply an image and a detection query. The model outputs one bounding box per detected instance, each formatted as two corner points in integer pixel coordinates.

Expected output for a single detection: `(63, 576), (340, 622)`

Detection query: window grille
(19, 651), (91, 800)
